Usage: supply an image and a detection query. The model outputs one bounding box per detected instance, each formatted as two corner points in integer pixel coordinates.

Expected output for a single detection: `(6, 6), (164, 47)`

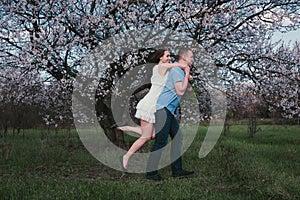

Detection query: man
(146, 48), (195, 180)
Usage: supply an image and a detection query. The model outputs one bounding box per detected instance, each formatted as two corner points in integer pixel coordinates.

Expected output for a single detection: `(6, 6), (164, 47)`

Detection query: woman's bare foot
(116, 126), (127, 131)
(151, 133), (156, 139)
(123, 154), (129, 169)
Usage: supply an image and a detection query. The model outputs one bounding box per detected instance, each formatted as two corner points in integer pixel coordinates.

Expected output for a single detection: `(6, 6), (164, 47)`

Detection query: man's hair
(178, 47), (192, 58)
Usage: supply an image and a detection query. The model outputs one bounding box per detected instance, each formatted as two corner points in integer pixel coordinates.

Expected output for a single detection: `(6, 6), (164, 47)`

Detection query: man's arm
(174, 67), (190, 96)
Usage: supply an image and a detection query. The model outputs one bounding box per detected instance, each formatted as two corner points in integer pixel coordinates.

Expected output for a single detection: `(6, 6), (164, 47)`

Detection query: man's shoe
(172, 170), (194, 178)
(146, 174), (163, 181)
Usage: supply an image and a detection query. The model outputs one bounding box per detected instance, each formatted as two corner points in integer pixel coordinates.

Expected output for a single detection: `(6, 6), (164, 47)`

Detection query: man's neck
(178, 59), (185, 65)
(178, 59), (187, 70)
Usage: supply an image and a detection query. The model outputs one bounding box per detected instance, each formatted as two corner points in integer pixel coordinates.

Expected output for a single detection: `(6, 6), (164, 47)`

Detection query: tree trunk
(96, 96), (126, 147)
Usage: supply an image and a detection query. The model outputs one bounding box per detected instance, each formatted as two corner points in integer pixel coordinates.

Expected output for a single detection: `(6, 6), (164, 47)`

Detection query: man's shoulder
(169, 66), (184, 76)
(169, 66), (183, 73)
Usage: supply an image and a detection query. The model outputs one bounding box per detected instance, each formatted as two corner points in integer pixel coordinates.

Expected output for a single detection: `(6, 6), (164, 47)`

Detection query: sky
(272, 29), (300, 43)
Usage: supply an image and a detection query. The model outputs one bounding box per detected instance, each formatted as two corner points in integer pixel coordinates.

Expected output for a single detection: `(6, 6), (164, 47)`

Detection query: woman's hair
(147, 49), (167, 63)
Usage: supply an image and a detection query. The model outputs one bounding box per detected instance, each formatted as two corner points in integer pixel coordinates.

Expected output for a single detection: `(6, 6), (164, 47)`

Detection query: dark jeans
(146, 108), (183, 177)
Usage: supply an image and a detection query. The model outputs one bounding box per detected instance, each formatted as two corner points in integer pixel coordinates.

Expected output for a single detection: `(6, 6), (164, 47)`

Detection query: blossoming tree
(1, 0), (299, 142)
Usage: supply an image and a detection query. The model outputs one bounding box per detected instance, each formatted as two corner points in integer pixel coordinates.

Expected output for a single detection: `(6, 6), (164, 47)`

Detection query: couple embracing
(114, 48), (195, 180)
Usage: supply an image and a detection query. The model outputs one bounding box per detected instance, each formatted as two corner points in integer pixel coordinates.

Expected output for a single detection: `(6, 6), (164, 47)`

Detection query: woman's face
(159, 51), (171, 63)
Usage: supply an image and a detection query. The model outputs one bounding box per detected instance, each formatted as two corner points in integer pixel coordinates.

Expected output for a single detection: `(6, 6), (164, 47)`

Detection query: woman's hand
(178, 63), (188, 69)
(184, 66), (190, 75)
(184, 67), (193, 80)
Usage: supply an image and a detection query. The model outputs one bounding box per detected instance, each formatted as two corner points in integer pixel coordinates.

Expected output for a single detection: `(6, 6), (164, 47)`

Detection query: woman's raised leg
(117, 126), (142, 135)
(118, 125), (156, 139)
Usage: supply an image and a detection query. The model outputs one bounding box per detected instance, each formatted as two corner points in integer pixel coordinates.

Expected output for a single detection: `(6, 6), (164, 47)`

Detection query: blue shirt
(156, 66), (185, 114)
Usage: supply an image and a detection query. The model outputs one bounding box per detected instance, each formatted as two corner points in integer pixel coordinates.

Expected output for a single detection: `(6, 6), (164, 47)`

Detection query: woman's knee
(140, 136), (152, 142)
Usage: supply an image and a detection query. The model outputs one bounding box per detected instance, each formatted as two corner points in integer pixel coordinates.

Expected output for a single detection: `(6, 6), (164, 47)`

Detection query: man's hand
(184, 66), (190, 76)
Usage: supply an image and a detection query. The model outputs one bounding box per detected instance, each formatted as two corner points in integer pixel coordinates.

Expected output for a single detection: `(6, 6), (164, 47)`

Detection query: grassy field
(1, 125), (300, 199)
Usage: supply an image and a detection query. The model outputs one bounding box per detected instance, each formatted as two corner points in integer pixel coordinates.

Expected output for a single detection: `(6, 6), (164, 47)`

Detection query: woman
(116, 49), (190, 171)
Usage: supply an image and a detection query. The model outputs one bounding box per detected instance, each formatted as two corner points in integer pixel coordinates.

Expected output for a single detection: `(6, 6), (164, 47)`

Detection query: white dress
(135, 65), (169, 123)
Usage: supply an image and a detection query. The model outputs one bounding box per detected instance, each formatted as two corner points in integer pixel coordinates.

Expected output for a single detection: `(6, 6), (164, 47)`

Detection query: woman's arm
(157, 63), (187, 76)
(160, 63), (186, 69)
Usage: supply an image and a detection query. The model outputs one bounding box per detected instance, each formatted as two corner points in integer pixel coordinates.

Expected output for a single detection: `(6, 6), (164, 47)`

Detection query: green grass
(1, 125), (300, 199)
